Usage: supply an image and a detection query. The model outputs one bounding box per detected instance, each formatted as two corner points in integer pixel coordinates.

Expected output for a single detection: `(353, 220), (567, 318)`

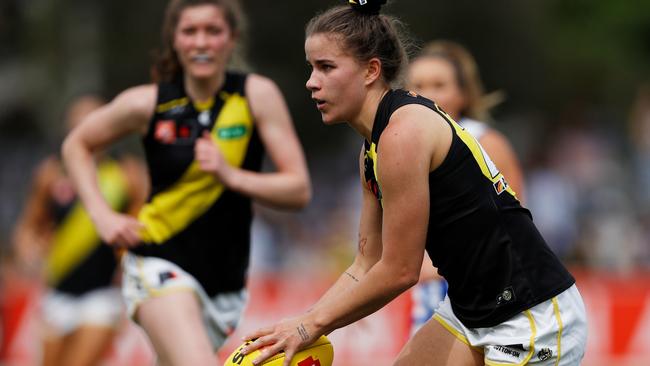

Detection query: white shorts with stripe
(41, 287), (124, 337)
(433, 284), (587, 365)
(121, 252), (247, 350)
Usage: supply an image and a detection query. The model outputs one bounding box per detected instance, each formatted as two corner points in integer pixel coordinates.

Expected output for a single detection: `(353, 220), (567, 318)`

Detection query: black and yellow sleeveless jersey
(132, 72), (263, 296)
(364, 89), (575, 328)
(47, 158), (128, 295)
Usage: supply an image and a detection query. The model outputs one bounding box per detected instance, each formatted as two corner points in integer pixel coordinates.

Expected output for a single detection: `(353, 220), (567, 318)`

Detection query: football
(223, 335), (334, 366)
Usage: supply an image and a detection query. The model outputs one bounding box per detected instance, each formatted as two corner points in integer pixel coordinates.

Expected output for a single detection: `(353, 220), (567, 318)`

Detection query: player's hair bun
(348, 0), (387, 15)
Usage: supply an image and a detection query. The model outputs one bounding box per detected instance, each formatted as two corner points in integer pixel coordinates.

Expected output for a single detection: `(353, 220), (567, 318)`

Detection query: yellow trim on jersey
(155, 97), (189, 114)
(552, 297), (563, 366)
(138, 92), (254, 244)
(46, 160), (129, 285)
(364, 141), (383, 206)
(447, 119), (517, 198)
(193, 97), (214, 112)
(484, 310), (536, 366)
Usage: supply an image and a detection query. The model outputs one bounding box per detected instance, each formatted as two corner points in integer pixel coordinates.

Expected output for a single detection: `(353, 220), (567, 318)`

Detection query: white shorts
(433, 284), (587, 365)
(121, 252), (247, 350)
(41, 287), (124, 337)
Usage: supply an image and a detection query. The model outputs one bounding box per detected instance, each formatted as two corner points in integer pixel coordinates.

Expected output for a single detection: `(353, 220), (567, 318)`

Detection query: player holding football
(241, 1), (587, 365)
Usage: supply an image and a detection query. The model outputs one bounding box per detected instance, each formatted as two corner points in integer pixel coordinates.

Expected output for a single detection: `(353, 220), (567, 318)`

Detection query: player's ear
(364, 57), (382, 86)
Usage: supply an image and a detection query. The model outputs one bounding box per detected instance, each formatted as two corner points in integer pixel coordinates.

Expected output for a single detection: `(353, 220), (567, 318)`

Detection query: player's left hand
(194, 130), (233, 184)
(240, 315), (320, 366)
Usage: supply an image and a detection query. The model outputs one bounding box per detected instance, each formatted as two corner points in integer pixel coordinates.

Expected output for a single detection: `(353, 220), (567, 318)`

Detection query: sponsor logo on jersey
(493, 175), (509, 195)
(218, 125), (248, 139)
(496, 286), (515, 305)
(154, 120), (176, 144)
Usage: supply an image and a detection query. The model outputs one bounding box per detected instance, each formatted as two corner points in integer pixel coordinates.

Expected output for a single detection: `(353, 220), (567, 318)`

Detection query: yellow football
(223, 335), (334, 366)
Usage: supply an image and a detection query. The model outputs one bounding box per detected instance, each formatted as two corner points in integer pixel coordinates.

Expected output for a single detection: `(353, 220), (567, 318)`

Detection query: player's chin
(188, 65), (220, 79)
(320, 112), (344, 126)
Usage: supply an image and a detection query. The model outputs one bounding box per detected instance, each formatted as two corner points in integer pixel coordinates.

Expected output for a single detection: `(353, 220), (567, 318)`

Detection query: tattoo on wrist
(297, 323), (310, 342)
(344, 271), (359, 282)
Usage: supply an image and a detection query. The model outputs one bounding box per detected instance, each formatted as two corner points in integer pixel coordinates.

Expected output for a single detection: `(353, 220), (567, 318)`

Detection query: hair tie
(348, 0), (387, 15)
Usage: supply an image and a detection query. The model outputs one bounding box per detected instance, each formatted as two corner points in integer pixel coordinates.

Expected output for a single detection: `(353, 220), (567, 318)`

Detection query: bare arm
(119, 155), (150, 216)
(11, 158), (58, 274)
(479, 129), (526, 204)
(194, 74), (311, 209)
(308, 147), (383, 311)
(62, 85), (155, 246)
(307, 109), (434, 333)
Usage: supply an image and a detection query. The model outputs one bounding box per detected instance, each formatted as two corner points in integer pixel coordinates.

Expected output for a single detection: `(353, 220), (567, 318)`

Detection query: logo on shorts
(491, 345), (523, 359)
(159, 271), (177, 284)
(538, 348), (553, 361)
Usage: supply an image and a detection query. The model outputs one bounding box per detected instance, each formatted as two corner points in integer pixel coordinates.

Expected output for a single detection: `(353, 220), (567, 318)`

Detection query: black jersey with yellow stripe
(132, 72), (263, 296)
(364, 89), (575, 328)
(48, 158), (128, 295)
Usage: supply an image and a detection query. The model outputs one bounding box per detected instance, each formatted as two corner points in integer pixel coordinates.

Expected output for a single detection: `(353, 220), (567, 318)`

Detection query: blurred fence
(3, 268), (650, 365)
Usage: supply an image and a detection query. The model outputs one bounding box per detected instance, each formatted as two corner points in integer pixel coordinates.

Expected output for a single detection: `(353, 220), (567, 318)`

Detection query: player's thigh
(42, 335), (65, 366)
(394, 317), (483, 366)
(136, 290), (217, 366)
(60, 325), (116, 366)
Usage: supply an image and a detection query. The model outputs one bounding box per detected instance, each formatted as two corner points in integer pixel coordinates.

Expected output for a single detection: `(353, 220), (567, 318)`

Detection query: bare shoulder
(112, 84), (157, 118)
(479, 127), (515, 152)
(245, 73), (284, 112)
(35, 155), (61, 179)
(381, 104), (442, 149)
(381, 104), (452, 171)
(244, 73), (290, 126)
(38, 155), (61, 172)
(245, 73), (280, 98)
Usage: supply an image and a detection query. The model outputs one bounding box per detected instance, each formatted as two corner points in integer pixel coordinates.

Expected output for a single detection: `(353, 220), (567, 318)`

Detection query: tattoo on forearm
(344, 271), (359, 282)
(297, 323), (310, 342)
(358, 236), (367, 255)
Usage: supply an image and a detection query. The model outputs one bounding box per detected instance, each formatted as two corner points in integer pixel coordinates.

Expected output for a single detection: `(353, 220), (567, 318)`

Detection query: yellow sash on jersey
(138, 92), (254, 244)
(47, 159), (129, 285)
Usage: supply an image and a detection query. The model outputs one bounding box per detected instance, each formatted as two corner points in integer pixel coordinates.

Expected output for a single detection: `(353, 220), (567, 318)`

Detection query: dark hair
(305, 3), (411, 86)
(414, 40), (503, 121)
(151, 0), (246, 82)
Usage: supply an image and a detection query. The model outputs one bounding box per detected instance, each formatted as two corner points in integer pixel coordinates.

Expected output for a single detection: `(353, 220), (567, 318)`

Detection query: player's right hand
(92, 210), (144, 247)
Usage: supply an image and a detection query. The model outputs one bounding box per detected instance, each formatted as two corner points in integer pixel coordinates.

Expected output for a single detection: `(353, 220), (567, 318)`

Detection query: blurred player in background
(61, 0), (311, 365)
(12, 94), (147, 366)
(405, 40), (526, 335)
(241, 1), (586, 365)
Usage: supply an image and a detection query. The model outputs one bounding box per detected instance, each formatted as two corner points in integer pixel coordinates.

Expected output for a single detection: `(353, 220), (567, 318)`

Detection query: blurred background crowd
(2, 0), (650, 364)
(3, 0), (648, 272)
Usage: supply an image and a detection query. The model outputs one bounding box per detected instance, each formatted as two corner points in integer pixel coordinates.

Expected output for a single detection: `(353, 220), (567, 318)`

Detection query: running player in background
(12, 94), (147, 366)
(62, 0), (311, 365)
(241, 1), (586, 365)
(405, 40), (526, 335)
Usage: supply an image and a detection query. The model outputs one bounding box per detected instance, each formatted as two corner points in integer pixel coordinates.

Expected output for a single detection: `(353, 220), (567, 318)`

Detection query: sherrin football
(223, 335), (333, 366)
